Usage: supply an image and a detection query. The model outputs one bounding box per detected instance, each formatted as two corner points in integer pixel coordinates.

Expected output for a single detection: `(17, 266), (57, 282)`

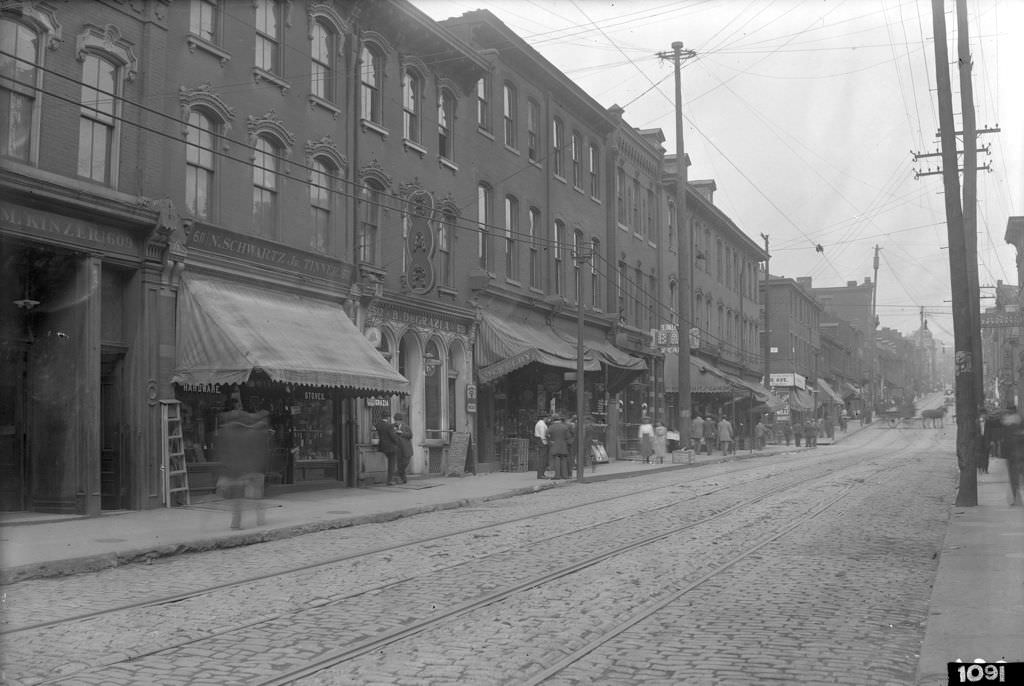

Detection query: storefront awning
(173, 276), (409, 394)
(664, 353), (770, 402)
(817, 378), (844, 404)
(788, 387), (816, 411)
(549, 319), (647, 394)
(476, 310), (601, 384)
(841, 381), (861, 399)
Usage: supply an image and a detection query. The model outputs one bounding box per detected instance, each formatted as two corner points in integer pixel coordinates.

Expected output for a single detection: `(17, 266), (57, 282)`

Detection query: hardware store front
(172, 276), (408, 490)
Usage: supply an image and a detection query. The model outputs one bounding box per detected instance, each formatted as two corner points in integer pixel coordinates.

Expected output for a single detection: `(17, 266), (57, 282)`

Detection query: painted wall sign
(0, 202), (141, 257)
(187, 223), (352, 281)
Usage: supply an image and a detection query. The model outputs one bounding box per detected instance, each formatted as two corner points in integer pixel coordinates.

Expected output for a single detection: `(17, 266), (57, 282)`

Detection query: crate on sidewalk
(671, 449), (694, 464)
(500, 438), (530, 472)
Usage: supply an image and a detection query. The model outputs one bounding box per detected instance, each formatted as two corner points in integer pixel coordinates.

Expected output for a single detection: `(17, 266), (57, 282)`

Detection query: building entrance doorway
(0, 347), (28, 511)
(100, 351), (126, 510)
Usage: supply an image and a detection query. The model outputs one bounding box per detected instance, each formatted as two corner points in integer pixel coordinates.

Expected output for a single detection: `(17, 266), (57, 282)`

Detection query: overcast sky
(414, 0), (1024, 340)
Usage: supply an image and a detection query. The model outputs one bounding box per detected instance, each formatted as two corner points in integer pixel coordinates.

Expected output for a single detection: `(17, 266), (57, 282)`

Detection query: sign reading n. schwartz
(187, 223), (352, 282)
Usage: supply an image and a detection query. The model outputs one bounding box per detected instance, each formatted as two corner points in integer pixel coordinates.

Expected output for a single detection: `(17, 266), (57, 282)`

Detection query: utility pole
(931, 0), (980, 506)
(658, 41), (696, 444)
(870, 245), (880, 419)
(761, 233), (771, 389)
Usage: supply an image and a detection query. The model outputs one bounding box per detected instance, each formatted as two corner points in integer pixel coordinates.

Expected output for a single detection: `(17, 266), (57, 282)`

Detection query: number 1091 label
(947, 661), (1022, 684)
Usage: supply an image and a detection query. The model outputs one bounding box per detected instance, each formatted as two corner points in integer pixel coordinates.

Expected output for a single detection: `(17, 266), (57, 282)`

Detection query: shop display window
(291, 397), (334, 461)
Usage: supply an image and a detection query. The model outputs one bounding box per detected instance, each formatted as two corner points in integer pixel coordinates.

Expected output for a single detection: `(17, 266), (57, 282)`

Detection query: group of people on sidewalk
(533, 413), (597, 479)
(373, 412), (414, 485)
(688, 414), (738, 456)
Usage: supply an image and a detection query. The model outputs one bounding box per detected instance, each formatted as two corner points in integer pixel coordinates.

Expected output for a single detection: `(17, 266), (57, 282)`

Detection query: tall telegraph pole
(931, 0), (980, 505)
(658, 41), (696, 444)
(761, 233), (771, 389)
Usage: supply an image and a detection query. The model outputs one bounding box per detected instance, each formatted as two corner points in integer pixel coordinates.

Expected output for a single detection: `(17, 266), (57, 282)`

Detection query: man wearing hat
(374, 411), (399, 485)
(393, 412), (413, 484)
(546, 414), (575, 479)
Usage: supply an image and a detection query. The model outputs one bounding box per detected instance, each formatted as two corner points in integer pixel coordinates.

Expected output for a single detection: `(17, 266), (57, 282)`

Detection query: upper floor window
(503, 82), (517, 149)
(528, 207), (541, 289)
(631, 177), (641, 230)
(527, 98), (539, 162)
(185, 110), (216, 219)
(0, 18), (39, 162)
(403, 68), (422, 143)
(360, 44), (383, 124)
(77, 54), (118, 184)
(634, 266), (643, 328)
(438, 89), (454, 160)
(504, 195), (519, 279)
(667, 200), (676, 252)
(553, 219), (566, 296)
(190, 0), (219, 43)
(617, 261), (627, 321)
(571, 131), (582, 189)
(439, 210), (455, 287)
(310, 157), (337, 253)
(552, 117), (565, 177)
(254, 0), (282, 75)
(716, 239), (723, 282)
(358, 179), (384, 264)
(646, 188), (655, 240)
(477, 183), (492, 270)
(252, 134), (279, 238)
(310, 19), (337, 102)
(476, 76), (490, 131)
(590, 238), (601, 309)
(616, 167), (625, 224)
(588, 143), (600, 198)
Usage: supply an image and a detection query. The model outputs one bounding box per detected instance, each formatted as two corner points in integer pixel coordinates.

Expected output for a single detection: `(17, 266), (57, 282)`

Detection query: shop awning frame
(817, 378), (844, 404)
(475, 310), (601, 384)
(172, 276), (409, 395)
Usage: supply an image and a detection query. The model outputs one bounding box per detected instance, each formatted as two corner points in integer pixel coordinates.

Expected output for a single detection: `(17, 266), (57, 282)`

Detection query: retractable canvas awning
(788, 387), (816, 411)
(173, 276), (409, 395)
(665, 354), (738, 395)
(817, 378), (844, 404)
(475, 310), (601, 384)
(549, 319), (648, 394)
(841, 382), (862, 399)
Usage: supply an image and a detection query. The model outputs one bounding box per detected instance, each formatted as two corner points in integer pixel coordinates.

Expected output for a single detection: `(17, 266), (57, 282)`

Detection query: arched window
(425, 339), (443, 435)
(77, 53), (119, 184)
(476, 75), (490, 131)
(402, 68), (422, 143)
(438, 88), (455, 160)
(588, 143), (600, 198)
(185, 109), (216, 218)
(477, 183), (492, 270)
(359, 178), (384, 264)
(310, 156), (337, 252)
(527, 98), (540, 162)
(310, 19), (337, 102)
(553, 219), (566, 296)
(573, 229), (584, 304)
(590, 238), (601, 309)
(438, 210), (455, 287)
(360, 43), (383, 124)
(504, 195), (518, 280)
(571, 131), (582, 188)
(528, 207), (541, 289)
(252, 134), (279, 237)
(0, 18), (39, 161)
(552, 117), (565, 177)
(503, 82), (517, 148)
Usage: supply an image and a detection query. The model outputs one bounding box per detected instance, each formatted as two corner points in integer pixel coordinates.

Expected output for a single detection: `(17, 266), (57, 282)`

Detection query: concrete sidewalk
(914, 456), (1024, 685)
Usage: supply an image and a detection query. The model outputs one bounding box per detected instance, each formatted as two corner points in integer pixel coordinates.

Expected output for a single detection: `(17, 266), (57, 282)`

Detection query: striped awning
(817, 378), (844, 404)
(475, 310), (601, 384)
(172, 276), (409, 394)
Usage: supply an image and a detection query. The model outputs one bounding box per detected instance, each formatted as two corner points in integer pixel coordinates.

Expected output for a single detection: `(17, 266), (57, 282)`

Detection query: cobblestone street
(1, 427), (957, 685)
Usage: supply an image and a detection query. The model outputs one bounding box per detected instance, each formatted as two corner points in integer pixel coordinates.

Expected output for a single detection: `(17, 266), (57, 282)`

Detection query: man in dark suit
(374, 411), (399, 485)
(393, 412), (413, 484)
(546, 414), (575, 479)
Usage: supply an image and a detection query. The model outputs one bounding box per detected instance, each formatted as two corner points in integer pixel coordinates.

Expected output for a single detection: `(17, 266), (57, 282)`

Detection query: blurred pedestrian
(755, 419), (768, 449)
(547, 414), (574, 478)
(999, 408), (1024, 506)
(216, 396), (270, 530)
(393, 412), (413, 484)
(690, 414), (704, 452)
(374, 411), (399, 485)
(793, 420), (803, 447)
(782, 421), (792, 446)
(804, 420), (817, 448)
(534, 413), (550, 479)
(638, 415), (655, 463)
(703, 415), (717, 454)
(653, 421), (668, 464)
(718, 415), (734, 455)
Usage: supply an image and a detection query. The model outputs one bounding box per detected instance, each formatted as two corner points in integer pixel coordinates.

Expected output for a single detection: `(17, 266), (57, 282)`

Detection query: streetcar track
(1, 434), (882, 637)
(246, 442), (903, 685)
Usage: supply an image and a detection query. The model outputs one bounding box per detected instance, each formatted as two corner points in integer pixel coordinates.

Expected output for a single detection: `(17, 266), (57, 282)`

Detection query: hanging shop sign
(770, 373), (806, 389)
(466, 384), (477, 414)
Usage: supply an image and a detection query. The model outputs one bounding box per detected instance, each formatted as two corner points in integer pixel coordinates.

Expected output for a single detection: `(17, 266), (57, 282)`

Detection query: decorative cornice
(358, 159), (392, 189)
(247, 110), (296, 155)
(179, 83), (236, 147)
(304, 135), (347, 175)
(308, 1), (348, 39)
(76, 23), (138, 81)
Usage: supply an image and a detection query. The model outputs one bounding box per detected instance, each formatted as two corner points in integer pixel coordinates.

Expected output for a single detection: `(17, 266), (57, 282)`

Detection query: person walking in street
(792, 420), (803, 447)
(803, 419), (817, 448)
(393, 412), (413, 484)
(703, 415), (717, 454)
(690, 414), (704, 452)
(782, 421), (792, 446)
(653, 421), (668, 464)
(718, 415), (734, 455)
(374, 411), (400, 485)
(547, 414), (574, 479)
(638, 416), (655, 463)
(216, 396), (270, 530)
(534, 413), (550, 479)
